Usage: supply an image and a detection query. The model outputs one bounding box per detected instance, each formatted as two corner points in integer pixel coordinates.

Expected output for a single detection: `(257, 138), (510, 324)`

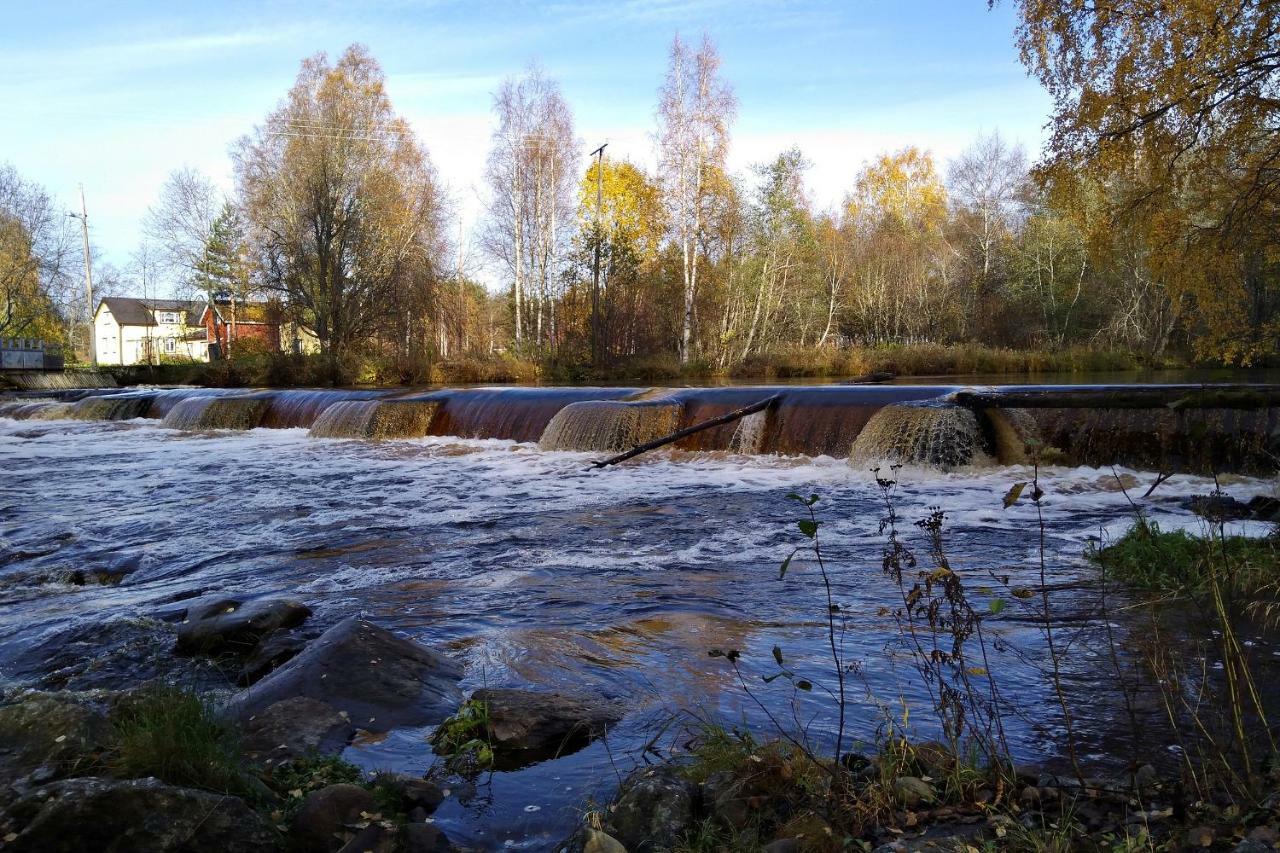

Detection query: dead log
(837, 371), (896, 385)
(589, 394), (782, 469)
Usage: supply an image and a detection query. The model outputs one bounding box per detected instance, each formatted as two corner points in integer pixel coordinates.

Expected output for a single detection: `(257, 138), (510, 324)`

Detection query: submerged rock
(468, 688), (619, 763)
(175, 596), (312, 657)
(0, 776), (276, 852)
(225, 617), (463, 732)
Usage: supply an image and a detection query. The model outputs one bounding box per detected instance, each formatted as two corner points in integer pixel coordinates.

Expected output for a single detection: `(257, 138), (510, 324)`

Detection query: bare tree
(657, 33), (736, 363)
(947, 132), (1028, 282)
(482, 66), (579, 352)
(142, 167), (221, 299)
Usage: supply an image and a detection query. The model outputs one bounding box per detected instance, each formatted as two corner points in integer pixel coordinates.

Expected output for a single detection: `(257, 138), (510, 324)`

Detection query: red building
(200, 300), (282, 357)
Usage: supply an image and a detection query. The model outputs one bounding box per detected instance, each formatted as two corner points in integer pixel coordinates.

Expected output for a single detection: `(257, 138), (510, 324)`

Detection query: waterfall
(539, 401), (683, 452)
(260, 389), (388, 429)
(981, 407), (1040, 465)
(849, 402), (987, 470)
(14, 401), (76, 420)
(161, 395), (272, 431)
(2, 370), (117, 391)
(730, 410), (770, 454)
(309, 400), (440, 440)
(69, 394), (156, 421)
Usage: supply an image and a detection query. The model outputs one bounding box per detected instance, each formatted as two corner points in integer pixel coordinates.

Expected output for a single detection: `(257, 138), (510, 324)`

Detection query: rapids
(2, 398), (1278, 848)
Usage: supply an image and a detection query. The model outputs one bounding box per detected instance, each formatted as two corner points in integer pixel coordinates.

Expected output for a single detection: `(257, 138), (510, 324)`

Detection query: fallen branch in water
(589, 394), (782, 469)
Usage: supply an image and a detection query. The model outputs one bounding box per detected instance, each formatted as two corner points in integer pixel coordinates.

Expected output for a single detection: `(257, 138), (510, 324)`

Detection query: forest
(2, 0), (1277, 383)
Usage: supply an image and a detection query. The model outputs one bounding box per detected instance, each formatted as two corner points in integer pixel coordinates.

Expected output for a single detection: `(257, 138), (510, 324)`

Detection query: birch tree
(657, 34), (736, 363)
(482, 67), (579, 353)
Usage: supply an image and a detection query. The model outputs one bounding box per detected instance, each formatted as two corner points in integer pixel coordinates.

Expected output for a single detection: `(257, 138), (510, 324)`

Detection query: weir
(309, 400), (441, 440)
(5, 382), (1279, 474)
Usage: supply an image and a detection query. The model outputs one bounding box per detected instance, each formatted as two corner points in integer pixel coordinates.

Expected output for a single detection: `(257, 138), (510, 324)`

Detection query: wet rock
(468, 687), (619, 763)
(401, 822), (456, 852)
(388, 776), (445, 813)
(292, 783), (378, 852)
(226, 617), (463, 733)
(607, 765), (697, 852)
(1248, 495), (1280, 521)
(239, 696), (355, 762)
(581, 829), (626, 853)
(175, 595), (311, 656)
(0, 776), (276, 852)
(1133, 763), (1159, 793)
(763, 839), (800, 853)
(894, 776), (937, 808)
(910, 740), (956, 776)
(237, 629), (309, 685)
(1234, 841), (1274, 853)
(337, 824), (397, 853)
(1246, 825), (1279, 846)
(0, 691), (109, 799)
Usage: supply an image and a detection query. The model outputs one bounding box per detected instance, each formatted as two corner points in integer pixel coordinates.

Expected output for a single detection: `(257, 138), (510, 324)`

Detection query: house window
(157, 311), (180, 325)
(165, 338), (176, 354)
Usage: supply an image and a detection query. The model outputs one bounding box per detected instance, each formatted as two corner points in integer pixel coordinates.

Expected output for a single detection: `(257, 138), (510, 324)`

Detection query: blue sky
(3, 0), (1050, 286)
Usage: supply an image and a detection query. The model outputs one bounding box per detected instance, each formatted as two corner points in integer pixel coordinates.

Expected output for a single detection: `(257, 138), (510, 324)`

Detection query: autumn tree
(657, 34), (736, 363)
(0, 164), (76, 344)
(234, 44), (448, 379)
(482, 66), (579, 353)
(1009, 0), (1280, 362)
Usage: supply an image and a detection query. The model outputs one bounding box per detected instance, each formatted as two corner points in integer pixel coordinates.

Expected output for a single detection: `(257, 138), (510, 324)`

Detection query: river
(1, 389), (1277, 849)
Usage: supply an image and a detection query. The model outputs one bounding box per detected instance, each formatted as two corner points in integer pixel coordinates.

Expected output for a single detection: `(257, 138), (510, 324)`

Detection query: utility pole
(68, 185), (95, 364)
(589, 142), (607, 365)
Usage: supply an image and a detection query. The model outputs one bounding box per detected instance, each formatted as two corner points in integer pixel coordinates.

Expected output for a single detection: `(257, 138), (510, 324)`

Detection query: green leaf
(798, 519), (819, 538)
(988, 598), (1006, 615)
(779, 548), (800, 580)
(772, 645), (784, 666)
(795, 680), (813, 691)
(1003, 482), (1027, 508)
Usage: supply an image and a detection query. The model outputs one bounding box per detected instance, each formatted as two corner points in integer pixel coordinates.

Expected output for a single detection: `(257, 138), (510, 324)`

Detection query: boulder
(291, 783), (377, 852)
(401, 823), (456, 853)
(894, 776), (937, 808)
(239, 696), (355, 763)
(0, 692), (109, 800)
(607, 765), (697, 852)
(0, 776), (276, 852)
(468, 688), (619, 763)
(226, 617), (463, 733)
(237, 629), (310, 685)
(175, 596), (311, 656)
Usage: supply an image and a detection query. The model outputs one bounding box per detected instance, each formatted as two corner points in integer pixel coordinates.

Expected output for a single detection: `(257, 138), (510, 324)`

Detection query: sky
(2, 0), (1052, 291)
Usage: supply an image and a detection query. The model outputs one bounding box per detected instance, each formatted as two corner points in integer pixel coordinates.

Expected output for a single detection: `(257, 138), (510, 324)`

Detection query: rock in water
(175, 596), (312, 656)
(237, 629), (310, 685)
(1, 776), (276, 852)
(467, 688), (619, 764)
(225, 617), (463, 732)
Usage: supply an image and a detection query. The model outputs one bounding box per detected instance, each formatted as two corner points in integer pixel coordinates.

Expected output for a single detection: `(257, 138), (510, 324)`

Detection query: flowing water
(2, 384), (1279, 849)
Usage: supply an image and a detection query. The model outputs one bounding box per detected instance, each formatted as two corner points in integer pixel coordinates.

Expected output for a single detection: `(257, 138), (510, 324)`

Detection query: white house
(92, 298), (209, 366)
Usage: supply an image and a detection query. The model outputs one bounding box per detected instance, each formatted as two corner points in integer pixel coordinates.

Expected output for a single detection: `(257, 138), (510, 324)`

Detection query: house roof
(98, 297), (203, 327)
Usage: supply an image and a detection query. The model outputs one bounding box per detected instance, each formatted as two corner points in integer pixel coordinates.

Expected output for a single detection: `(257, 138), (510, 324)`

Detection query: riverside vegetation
(564, 469), (1280, 852)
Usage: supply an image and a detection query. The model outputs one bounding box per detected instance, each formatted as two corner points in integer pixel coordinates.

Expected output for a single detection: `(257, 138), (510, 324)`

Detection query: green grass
(107, 685), (259, 798)
(1090, 518), (1279, 596)
(429, 697), (494, 772)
